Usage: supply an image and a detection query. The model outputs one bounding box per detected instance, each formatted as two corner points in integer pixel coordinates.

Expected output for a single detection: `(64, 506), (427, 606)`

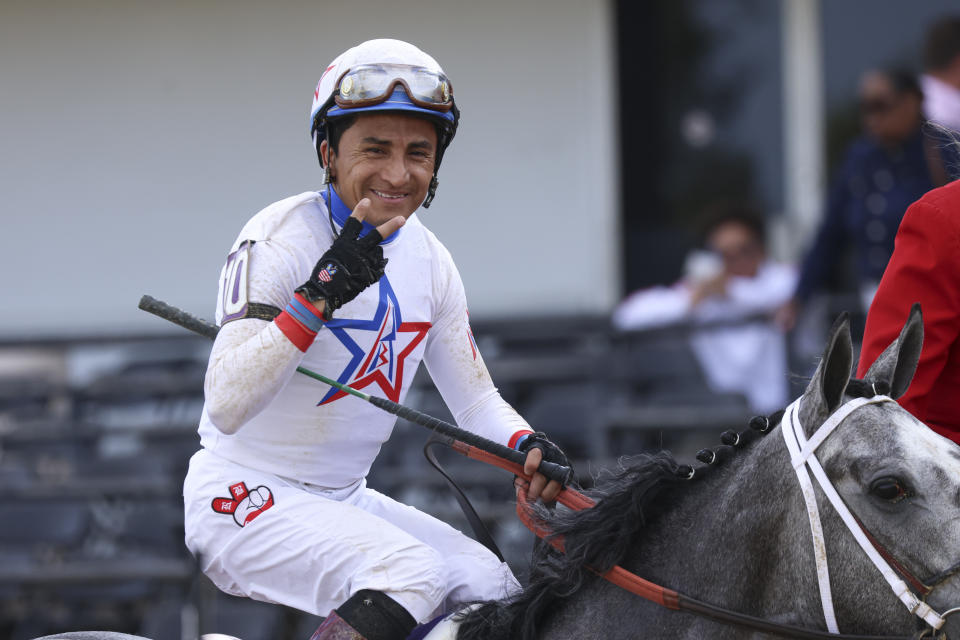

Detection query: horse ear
(803, 312), (854, 425)
(860, 303), (924, 399)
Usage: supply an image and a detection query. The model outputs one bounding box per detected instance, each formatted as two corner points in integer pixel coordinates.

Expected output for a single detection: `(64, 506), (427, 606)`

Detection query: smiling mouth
(372, 189), (407, 201)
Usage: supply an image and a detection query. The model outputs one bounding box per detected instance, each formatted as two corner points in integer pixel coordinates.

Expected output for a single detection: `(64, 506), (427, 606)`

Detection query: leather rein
(444, 423), (955, 640)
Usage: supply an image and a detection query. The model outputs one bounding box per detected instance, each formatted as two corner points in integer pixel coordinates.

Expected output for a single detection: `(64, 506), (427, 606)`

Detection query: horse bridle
(862, 520), (960, 611)
(782, 394), (960, 636)
(509, 394), (960, 639)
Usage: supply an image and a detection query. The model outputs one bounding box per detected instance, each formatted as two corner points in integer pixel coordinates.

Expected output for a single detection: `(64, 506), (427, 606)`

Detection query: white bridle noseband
(781, 395), (947, 632)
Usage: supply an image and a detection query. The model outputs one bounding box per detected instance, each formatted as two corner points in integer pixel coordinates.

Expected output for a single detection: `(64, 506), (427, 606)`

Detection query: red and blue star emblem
(319, 277), (430, 405)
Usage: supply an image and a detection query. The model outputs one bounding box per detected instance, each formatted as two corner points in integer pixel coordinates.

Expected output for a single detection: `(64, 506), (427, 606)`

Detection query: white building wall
(0, 0), (617, 336)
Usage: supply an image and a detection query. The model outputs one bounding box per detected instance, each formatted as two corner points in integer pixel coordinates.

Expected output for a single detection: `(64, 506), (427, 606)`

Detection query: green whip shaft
(137, 295), (572, 484)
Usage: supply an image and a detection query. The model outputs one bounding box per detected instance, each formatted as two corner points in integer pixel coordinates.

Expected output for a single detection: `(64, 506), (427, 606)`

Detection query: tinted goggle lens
(336, 64), (452, 109)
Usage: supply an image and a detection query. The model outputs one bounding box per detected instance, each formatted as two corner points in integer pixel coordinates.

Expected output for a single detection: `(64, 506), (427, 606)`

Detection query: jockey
(182, 38), (570, 640)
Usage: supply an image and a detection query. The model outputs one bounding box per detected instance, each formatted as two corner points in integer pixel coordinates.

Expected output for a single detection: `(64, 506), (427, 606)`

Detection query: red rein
(452, 441), (682, 610)
(461, 440), (928, 619)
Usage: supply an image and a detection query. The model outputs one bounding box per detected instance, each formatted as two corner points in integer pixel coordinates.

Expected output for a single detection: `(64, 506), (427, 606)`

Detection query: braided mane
(455, 450), (695, 640)
(456, 380), (883, 640)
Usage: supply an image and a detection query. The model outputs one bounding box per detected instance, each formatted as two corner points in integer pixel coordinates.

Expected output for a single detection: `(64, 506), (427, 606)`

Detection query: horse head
(797, 304), (960, 635)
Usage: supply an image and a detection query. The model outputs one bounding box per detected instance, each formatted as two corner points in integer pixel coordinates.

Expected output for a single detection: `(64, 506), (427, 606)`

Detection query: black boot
(310, 590), (418, 640)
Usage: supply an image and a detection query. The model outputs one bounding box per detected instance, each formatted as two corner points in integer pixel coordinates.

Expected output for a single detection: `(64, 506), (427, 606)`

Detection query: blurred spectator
(613, 204), (796, 413)
(922, 15), (960, 134)
(777, 69), (941, 330)
(857, 176), (960, 440)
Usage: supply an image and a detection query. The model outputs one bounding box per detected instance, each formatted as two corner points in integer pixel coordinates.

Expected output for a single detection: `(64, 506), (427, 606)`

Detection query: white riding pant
(183, 449), (520, 622)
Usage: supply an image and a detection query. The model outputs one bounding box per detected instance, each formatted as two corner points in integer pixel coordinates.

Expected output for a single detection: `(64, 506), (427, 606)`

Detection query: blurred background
(1, 0), (957, 638)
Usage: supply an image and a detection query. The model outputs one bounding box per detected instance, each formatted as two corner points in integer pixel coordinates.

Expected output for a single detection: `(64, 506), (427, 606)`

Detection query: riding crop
(136, 294), (573, 485)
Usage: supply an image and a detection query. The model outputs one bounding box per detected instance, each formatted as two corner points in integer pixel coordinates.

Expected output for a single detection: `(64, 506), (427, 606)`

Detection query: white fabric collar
(921, 73), (960, 133)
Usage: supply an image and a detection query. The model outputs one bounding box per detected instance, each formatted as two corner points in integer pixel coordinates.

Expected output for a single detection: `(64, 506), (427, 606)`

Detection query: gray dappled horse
(455, 306), (960, 639)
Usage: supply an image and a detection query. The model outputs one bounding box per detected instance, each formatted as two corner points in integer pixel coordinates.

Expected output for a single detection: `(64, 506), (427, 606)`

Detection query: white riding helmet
(310, 39), (460, 207)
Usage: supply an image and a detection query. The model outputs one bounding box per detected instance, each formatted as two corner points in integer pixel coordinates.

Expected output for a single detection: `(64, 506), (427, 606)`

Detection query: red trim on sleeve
(509, 429), (535, 450)
(275, 309), (317, 352)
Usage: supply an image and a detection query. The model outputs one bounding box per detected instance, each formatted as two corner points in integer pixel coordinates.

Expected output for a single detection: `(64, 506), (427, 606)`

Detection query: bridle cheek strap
(782, 397), (946, 632)
(783, 398), (840, 632)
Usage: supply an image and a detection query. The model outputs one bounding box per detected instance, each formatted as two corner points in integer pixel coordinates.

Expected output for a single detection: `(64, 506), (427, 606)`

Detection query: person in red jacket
(857, 178), (960, 440)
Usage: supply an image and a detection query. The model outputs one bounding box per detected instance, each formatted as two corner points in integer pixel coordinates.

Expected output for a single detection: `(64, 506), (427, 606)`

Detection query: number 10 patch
(221, 240), (253, 322)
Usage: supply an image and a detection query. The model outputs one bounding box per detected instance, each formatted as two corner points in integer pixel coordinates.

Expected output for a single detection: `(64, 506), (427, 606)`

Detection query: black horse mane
(455, 378), (886, 640)
(455, 450), (696, 640)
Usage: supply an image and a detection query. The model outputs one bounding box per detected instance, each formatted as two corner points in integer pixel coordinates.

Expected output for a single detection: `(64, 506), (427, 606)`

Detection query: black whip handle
(367, 396), (573, 485)
(139, 295), (219, 340)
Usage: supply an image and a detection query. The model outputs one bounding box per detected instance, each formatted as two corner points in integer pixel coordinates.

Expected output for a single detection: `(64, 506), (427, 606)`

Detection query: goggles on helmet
(332, 63), (454, 113)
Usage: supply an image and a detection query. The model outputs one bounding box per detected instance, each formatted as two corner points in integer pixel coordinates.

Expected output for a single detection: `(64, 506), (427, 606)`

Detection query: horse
(452, 306), (960, 639)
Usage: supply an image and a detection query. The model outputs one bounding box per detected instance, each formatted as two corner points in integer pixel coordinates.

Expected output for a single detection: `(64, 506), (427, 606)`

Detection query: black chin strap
(325, 182), (340, 240)
(422, 175), (439, 208)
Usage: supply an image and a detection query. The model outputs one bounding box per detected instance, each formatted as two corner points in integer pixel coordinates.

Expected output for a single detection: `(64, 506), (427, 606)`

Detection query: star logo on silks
(318, 277), (431, 405)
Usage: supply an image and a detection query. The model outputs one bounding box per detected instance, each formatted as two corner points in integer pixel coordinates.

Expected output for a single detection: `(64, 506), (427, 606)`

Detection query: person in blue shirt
(777, 69), (943, 331)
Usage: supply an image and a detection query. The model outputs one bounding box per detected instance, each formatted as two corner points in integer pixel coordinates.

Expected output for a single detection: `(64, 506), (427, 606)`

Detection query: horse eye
(870, 477), (909, 503)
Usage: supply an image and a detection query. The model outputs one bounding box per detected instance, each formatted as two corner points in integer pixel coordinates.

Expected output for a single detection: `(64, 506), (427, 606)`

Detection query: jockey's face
(708, 221), (764, 278)
(322, 113), (438, 226)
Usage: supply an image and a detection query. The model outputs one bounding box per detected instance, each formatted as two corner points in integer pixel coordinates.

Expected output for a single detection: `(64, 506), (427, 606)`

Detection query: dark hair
(885, 69), (923, 100)
(320, 115), (359, 164)
(924, 16), (960, 72)
(698, 202), (766, 248)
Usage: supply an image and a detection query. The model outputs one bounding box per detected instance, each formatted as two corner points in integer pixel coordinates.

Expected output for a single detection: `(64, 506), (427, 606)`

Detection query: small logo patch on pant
(211, 481), (275, 527)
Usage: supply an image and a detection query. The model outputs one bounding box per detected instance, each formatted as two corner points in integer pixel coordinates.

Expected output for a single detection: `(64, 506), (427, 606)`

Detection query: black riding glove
(518, 431), (572, 480)
(296, 217), (387, 320)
